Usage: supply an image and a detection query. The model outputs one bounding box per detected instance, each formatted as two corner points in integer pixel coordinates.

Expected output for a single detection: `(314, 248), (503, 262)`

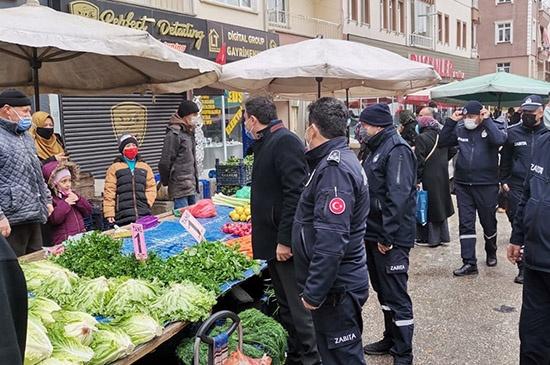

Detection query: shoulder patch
(481, 130), (488, 138)
(327, 150), (341, 165)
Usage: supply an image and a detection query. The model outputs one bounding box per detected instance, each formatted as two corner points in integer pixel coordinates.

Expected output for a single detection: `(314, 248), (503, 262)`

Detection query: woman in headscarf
(415, 115), (456, 247)
(30, 111), (67, 164)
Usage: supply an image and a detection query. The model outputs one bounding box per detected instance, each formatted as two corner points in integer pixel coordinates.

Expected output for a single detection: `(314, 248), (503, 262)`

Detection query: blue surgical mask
(244, 118), (256, 140)
(12, 109), (32, 132)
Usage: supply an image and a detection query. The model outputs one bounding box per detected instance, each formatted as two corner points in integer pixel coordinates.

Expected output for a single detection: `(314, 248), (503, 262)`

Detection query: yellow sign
(200, 96), (221, 126)
(111, 102), (147, 145)
(226, 107), (243, 136)
(227, 91), (243, 104)
(208, 29), (220, 54)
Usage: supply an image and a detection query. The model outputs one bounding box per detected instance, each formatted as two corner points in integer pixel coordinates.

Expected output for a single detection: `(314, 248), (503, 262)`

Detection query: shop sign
(200, 96), (222, 126)
(207, 21), (279, 62)
(110, 102), (148, 145)
(409, 54), (465, 80)
(58, 0), (208, 57)
(226, 107), (243, 136)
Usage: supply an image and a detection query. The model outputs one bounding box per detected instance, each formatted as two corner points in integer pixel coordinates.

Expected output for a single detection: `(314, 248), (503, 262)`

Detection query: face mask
(36, 127), (54, 139)
(244, 118), (256, 140)
(522, 113), (538, 128)
(464, 118), (478, 130)
(305, 125), (313, 150)
(123, 146), (138, 160)
(11, 109), (32, 132)
(544, 106), (550, 129)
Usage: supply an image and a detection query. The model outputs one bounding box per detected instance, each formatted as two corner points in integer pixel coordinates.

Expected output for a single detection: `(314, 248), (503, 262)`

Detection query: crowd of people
(0, 87), (549, 364)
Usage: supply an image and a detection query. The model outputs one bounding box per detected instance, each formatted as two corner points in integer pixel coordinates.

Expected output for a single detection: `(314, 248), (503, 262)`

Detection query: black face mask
(522, 114), (539, 128)
(36, 127), (54, 139)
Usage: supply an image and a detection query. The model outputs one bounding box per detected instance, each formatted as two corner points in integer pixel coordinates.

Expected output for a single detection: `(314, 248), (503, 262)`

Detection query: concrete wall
(194, 0), (267, 30)
(434, 0), (472, 58)
(480, 56), (530, 76)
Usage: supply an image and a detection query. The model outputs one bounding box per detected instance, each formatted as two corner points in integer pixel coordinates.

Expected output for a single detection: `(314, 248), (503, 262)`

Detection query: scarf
(30, 111), (64, 160)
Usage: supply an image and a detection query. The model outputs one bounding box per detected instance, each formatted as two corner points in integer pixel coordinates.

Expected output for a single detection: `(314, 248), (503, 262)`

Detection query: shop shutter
(60, 94), (184, 178)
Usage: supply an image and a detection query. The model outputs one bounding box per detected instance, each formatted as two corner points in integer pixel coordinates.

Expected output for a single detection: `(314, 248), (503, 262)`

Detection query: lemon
(244, 207), (251, 215)
(236, 206), (244, 215)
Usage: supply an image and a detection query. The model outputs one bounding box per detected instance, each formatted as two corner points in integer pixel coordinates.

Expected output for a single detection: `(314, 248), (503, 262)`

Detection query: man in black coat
(361, 104), (417, 365)
(500, 95), (547, 284)
(293, 97), (370, 364)
(508, 130), (550, 364)
(246, 97), (320, 365)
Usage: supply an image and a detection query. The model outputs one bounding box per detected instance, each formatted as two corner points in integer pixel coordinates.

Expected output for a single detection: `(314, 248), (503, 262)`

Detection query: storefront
(43, 0), (279, 178)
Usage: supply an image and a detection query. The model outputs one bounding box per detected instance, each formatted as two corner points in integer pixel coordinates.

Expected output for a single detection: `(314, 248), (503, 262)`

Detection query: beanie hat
(359, 103), (394, 127)
(177, 100), (199, 118)
(0, 89), (31, 107)
(462, 101), (483, 116)
(119, 134), (138, 153)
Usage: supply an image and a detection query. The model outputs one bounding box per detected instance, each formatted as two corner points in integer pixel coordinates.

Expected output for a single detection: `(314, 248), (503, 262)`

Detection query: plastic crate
(215, 159), (252, 186)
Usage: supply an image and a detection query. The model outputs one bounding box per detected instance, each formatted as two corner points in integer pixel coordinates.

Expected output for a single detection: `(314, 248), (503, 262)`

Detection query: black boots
(453, 263), (479, 276)
(363, 337), (393, 355)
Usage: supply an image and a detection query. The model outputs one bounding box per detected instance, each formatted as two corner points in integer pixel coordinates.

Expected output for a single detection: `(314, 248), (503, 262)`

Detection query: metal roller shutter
(60, 94), (184, 178)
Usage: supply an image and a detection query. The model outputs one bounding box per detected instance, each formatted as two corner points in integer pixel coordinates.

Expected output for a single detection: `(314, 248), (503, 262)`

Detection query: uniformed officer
(440, 101), (507, 276)
(360, 104), (417, 365)
(500, 95), (547, 284)
(292, 97), (370, 365)
(508, 130), (550, 365)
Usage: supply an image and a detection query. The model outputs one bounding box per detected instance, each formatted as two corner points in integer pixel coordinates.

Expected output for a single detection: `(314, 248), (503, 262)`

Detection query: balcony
(410, 33), (434, 49)
(267, 10), (342, 39)
(115, 0), (193, 14)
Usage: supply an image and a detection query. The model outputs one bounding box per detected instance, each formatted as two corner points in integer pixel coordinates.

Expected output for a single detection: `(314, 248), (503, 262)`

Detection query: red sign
(409, 54), (465, 80)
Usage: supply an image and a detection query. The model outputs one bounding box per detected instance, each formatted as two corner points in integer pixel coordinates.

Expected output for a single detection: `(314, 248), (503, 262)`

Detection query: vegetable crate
(215, 159), (252, 188)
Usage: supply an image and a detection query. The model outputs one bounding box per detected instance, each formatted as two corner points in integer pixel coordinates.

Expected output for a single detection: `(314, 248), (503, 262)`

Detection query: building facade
(478, 0), (550, 80)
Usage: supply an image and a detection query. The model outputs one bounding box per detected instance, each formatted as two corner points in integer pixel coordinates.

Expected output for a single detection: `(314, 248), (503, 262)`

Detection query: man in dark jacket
(293, 97), (369, 364)
(360, 103), (417, 365)
(246, 97), (320, 365)
(508, 130), (550, 365)
(440, 101), (507, 276)
(159, 100), (200, 209)
(0, 89), (53, 256)
(500, 96), (547, 284)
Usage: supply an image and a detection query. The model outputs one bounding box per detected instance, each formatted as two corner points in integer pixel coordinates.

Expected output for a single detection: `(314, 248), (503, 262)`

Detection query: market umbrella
(215, 38), (441, 98)
(430, 72), (550, 107)
(0, 0), (220, 108)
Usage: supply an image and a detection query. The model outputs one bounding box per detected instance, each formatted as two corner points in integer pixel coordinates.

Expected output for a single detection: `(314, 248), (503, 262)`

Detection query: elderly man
(0, 89), (52, 256)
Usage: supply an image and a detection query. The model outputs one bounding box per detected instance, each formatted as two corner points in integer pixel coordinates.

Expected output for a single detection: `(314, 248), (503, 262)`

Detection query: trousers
(173, 195), (197, 210)
(6, 222), (43, 257)
(366, 242), (414, 362)
(519, 268), (550, 365)
(455, 183), (498, 265)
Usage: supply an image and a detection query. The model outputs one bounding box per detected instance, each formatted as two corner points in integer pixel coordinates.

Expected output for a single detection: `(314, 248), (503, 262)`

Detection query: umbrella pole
(315, 77), (323, 99)
(31, 48), (41, 110)
(345, 88), (349, 108)
(497, 93), (502, 109)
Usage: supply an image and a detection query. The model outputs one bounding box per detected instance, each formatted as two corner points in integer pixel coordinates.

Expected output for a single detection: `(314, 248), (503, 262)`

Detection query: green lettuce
(24, 316), (53, 365)
(51, 310), (98, 346)
(36, 358), (75, 365)
(110, 313), (163, 346)
(89, 327), (135, 365)
(22, 261), (79, 302)
(64, 276), (109, 315)
(48, 326), (94, 364)
(103, 278), (161, 318)
(149, 282), (216, 323)
(28, 296), (61, 325)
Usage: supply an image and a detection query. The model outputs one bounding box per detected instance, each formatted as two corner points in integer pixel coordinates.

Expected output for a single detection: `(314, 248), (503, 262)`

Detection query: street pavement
(361, 208), (523, 365)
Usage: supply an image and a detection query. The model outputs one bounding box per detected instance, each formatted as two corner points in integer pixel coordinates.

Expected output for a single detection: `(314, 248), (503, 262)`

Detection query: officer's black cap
(462, 101), (483, 116)
(520, 95), (544, 112)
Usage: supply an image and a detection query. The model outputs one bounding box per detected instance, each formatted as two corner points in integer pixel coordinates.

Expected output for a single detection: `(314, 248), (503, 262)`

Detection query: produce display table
(20, 205), (261, 365)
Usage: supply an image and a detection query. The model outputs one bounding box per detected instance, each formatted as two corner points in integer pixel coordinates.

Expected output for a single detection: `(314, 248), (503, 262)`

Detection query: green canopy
(430, 72), (550, 107)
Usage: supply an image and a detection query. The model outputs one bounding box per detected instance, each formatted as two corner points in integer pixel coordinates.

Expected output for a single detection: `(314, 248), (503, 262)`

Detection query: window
(213, 0), (255, 9)
(495, 22), (512, 43)
(457, 20), (461, 47)
(496, 62), (511, 72)
(350, 0), (359, 21)
(391, 0), (397, 32)
(399, 0), (405, 33)
(444, 15), (449, 44)
(437, 13), (443, 42)
(497, 0), (511, 3)
(363, 0), (370, 24)
(268, 0), (286, 24)
(462, 22), (467, 48)
(382, 0), (389, 29)
(412, 0), (432, 37)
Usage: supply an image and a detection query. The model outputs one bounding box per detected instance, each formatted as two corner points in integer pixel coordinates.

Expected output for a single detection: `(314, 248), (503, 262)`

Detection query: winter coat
(0, 119), (51, 226)
(363, 126), (417, 247)
(249, 120), (308, 260)
(103, 157), (156, 226)
(158, 114), (198, 199)
(439, 117), (507, 185)
(292, 137), (370, 307)
(511, 132), (550, 272)
(415, 127), (455, 223)
(500, 122), (547, 189)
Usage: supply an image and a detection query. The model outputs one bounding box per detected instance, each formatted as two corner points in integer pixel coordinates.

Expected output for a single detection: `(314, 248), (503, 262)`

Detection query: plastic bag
(186, 199), (217, 218)
(416, 188), (428, 226)
(235, 186), (251, 199)
(224, 351), (272, 365)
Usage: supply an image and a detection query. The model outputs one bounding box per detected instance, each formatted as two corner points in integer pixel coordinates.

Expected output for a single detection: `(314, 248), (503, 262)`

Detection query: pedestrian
(508, 128), (550, 365)
(245, 97), (320, 365)
(30, 111), (68, 164)
(158, 100), (200, 209)
(414, 115), (455, 247)
(361, 103), (416, 365)
(397, 110), (417, 147)
(293, 97), (369, 364)
(103, 134), (156, 226)
(500, 96), (547, 284)
(42, 161), (92, 245)
(0, 235), (27, 365)
(440, 101), (507, 276)
(0, 89), (53, 257)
